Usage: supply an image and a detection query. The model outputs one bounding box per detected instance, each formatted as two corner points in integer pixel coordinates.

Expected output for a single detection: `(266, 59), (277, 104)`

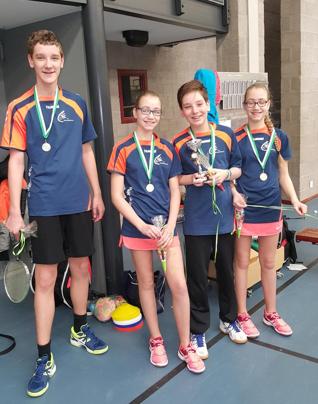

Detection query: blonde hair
(245, 82), (280, 152)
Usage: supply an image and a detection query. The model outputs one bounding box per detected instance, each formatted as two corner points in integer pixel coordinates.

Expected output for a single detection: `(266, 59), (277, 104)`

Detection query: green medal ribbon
(189, 124), (221, 261)
(34, 86), (59, 144)
(189, 124), (220, 214)
(133, 132), (155, 188)
(245, 125), (276, 176)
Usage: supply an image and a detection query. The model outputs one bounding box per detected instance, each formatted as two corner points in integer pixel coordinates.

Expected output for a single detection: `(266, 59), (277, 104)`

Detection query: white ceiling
(0, 0), (214, 45)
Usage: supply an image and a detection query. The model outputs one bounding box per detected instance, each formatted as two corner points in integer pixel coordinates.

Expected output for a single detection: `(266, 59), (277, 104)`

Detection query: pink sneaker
(178, 343), (205, 374)
(263, 311), (293, 336)
(237, 313), (260, 338)
(149, 336), (168, 367)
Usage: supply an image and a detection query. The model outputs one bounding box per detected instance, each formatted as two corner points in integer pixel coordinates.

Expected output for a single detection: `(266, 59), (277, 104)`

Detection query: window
(117, 69), (148, 124)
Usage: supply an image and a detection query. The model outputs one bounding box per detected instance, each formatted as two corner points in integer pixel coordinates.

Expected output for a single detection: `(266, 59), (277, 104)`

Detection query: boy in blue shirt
(1, 30), (108, 397)
(172, 80), (247, 360)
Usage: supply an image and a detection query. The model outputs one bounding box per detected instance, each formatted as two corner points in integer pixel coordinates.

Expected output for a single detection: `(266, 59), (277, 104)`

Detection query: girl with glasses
(107, 90), (205, 374)
(232, 82), (307, 338)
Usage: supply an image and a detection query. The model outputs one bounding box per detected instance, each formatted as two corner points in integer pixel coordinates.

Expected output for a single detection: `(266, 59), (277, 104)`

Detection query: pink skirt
(240, 220), (283, 237)
(120, 235), (180, 250)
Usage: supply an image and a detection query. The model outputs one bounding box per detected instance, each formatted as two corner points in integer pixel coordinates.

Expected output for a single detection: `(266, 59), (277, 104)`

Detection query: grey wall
(0, 29), (9, 162)
(264, 0), (281, 126)
(0, 30), (7, 126)
(2, 12), (89, 106)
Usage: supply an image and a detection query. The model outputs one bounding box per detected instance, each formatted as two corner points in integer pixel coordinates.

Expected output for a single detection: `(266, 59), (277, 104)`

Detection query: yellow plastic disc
(111, 302), (141, 321)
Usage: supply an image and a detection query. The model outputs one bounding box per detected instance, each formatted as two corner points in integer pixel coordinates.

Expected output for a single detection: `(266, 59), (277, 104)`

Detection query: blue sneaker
(27, 353), (56, 398)
(70, 324), (109, 354)
(190, 333), (208, 359)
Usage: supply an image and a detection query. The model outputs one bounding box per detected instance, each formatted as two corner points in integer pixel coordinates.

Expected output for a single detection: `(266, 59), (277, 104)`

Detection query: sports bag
(124, 270), (165, 314)
(279, 217), (297, 263)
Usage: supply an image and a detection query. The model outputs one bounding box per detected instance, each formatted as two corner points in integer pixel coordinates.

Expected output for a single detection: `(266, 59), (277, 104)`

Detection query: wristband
(226, 169), (231, 181)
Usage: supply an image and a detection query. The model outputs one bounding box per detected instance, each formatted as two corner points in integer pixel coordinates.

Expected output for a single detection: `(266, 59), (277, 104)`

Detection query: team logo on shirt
(154, 154), (168, 166)
(209, 145), (224, 154)
(261, 140), (276, 152)
(57, 111), (74, 123)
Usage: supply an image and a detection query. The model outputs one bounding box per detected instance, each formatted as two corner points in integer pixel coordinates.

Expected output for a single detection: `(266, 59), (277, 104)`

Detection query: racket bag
(30, 259), (92, 309)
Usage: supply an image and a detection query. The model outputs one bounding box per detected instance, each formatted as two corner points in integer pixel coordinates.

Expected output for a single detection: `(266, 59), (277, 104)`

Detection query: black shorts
(29, 211), (94, 265)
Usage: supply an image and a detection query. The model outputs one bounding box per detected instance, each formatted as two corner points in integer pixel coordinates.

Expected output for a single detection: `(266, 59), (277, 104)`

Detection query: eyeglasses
(137, 107), (162, 116)
(244, 99), (269, 108)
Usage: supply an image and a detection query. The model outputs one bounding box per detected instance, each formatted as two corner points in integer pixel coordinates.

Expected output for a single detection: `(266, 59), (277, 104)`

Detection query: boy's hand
(5, 213), (25, 240)
(205, 168), (228, 186)
(92, 194), (105, 222)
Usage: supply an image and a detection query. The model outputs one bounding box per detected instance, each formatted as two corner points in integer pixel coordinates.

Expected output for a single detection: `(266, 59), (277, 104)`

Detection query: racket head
(4, 260), (30, 303)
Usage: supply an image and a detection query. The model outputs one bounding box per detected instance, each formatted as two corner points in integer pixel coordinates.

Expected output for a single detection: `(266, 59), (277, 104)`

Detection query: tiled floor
(1, 200), (318, 403)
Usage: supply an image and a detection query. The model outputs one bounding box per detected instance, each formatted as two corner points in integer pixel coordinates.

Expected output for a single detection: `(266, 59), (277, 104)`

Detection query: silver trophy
(186, 139), (204, 174)
(187, 139), (216, 180)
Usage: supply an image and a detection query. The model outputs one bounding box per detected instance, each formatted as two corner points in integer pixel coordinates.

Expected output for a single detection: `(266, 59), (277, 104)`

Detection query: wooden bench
(296, 228), (318, 244)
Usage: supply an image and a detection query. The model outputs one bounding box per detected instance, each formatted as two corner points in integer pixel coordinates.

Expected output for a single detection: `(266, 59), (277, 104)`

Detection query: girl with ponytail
(232, 82), (307, 338)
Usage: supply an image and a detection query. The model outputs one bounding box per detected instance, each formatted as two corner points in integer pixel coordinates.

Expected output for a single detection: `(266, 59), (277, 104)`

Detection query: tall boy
(172, 80), (247, 360)
(1, 30), (108, 398)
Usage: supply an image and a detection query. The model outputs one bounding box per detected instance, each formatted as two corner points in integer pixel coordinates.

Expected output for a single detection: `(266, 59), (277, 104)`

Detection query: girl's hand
(138, 223), (162, 239)
(233, 192), (247, 210)
(293, 200), (307, 216)
(157, 226), (174, 250)
(192, 172), (207, 187)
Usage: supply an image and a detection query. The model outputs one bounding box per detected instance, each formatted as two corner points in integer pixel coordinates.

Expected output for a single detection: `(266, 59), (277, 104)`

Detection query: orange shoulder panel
(59, 95), (84, 122)
(155, 140), (173, 161)
(172, 129), (191, 155)
(171, 128), (189, 144)
(236, 132), (247, 142)
(216, 130), (232, 151)
(1, 92), (35, 150)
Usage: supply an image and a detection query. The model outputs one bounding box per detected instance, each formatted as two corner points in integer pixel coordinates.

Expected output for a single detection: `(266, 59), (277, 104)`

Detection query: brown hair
(134, 90), (161, 109)
(177, 80), (209, 109)
(244, 82), (280, 151)
(27, 30), (64, 57)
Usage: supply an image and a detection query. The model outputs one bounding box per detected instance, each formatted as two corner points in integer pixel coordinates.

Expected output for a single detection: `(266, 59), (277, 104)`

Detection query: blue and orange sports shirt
(1, 87), (97, 216)
(173, 123), (242, 235)
(107, 133), (182, 238)
(234, 125), (291, 223)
